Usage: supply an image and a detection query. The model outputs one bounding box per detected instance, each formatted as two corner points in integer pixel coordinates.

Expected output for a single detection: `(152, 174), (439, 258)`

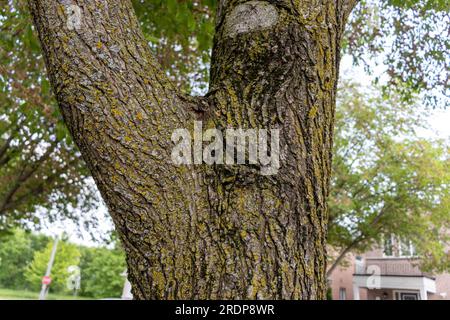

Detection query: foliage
(132, 0), (216, 94)
(0, 229), (49, 288)
(24, 237), (81, 293)
(345, 0), (449, 107)
(0, 229), (126, 298)
(79, 246), (126, 298)
(329, 82), (450, 272)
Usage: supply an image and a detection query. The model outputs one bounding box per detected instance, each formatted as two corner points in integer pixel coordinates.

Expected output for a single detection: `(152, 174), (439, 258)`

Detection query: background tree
(327, 82), (450, 276)
(344, 0), (449, 107)
(0, 228), (127, 298)
(79, 246), (126, 298)
(24, 0), (449, 299)
(0, 228), (49, 289)
(133, 0), (216, 94)
(25, 237), (81, 293)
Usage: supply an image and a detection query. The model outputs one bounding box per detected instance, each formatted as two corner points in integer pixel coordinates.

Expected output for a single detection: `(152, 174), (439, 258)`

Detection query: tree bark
(28, 0), (357, 299)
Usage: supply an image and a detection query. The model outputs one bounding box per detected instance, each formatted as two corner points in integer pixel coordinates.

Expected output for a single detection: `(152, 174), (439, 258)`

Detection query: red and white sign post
(39, 236), (59, 300)
(42, 276), (52, 286)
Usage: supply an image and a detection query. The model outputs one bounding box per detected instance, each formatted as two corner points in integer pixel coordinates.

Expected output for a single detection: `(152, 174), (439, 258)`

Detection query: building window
(394, 291), (420, 300)
(339, 288), (347, 300)
(383, 235), (416, 257)
(398, 237), (409, 257)
(397, 237), (416, 257)
(383, 235), (393, 256)
(410, 241), (417, 256)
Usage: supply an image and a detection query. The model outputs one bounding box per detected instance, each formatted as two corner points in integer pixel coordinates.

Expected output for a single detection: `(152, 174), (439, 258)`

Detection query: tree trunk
(28, 0), (357, 299)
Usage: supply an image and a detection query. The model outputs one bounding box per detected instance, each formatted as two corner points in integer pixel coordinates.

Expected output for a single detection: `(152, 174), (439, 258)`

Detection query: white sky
(41, 54), (449, 247)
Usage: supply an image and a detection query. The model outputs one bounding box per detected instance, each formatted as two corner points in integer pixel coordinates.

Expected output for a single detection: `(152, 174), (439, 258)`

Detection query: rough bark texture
(28, 0), (357, 299)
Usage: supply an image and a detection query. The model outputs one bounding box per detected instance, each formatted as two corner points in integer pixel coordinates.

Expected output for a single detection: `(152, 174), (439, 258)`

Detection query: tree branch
(0, 141), (57, 214)
(340, 0), (360, 21)
(327, 233), (366, 278)
(327, 203), (391, 277)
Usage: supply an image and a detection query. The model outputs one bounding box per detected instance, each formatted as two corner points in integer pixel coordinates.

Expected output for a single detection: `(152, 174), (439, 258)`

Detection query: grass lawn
(0, 287), (92, 300)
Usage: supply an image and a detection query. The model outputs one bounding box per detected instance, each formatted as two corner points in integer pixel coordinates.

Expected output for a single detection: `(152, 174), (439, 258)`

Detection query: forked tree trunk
(28, 0), (357, 299)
